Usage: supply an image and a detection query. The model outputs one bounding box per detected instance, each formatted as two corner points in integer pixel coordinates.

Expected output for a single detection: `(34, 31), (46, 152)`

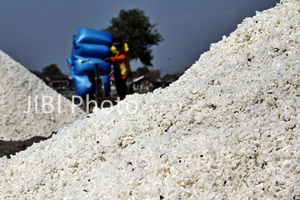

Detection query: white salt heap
(1, 0), (299, 199)
(0, 51), (85, 141)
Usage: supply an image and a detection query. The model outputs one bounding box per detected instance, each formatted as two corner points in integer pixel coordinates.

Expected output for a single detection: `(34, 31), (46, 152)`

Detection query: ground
(0, 133), (54, 159)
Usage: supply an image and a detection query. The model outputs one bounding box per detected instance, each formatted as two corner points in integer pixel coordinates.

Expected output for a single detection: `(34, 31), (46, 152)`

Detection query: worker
(105, 35), (132, 100)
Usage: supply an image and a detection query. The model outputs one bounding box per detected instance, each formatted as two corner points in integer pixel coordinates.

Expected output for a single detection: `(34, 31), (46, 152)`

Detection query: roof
(145, 70), (161, 82)
(132, 76), (145, 83)
(49, 72), (69, 80)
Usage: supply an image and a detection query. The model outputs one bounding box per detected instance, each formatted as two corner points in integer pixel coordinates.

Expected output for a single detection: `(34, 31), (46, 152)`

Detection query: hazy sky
(0, 0), (279, 76)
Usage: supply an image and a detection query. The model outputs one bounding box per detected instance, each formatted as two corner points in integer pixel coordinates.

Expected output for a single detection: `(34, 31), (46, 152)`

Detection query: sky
(0, 0), (280, 76)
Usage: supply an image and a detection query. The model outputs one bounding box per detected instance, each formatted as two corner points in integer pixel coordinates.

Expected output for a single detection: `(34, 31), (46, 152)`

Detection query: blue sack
(75, 28), (112, 45)
(101, 75), (111, 97)
(66, 58), (75, 76)
(71, 75), (94, 98)
(67, 28), (113, 98)
(73, 58), (111, 76)
(72, 42), (111, 59)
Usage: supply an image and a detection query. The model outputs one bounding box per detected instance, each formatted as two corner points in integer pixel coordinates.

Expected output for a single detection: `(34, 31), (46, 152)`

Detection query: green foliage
(105, 8), (163, 66)
(42, 64), (61, 76)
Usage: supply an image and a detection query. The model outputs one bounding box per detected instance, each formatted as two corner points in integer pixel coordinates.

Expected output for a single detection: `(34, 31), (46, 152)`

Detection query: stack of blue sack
(67, 28), (113, 98)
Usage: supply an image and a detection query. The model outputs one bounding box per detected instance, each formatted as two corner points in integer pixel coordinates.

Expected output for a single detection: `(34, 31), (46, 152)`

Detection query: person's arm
(110, 51), (128, 62)
(106, 43), (129, 63)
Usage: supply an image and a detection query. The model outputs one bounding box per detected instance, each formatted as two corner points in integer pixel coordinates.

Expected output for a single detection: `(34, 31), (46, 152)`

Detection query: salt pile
(0, 51), (85, 141)
(0, 0), (299, 199)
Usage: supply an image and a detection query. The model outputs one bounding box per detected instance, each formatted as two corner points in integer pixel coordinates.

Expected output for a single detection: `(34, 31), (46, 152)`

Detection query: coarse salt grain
(0, 52), (85, 140)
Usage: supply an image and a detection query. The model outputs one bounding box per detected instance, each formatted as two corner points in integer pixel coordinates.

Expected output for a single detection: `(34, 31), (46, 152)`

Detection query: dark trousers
(113, 64), (128, 100)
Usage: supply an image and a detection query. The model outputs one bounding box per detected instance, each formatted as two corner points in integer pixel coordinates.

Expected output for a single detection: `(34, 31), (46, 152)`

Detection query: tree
(105, 8), (163, 66)
(42, 64), (61, 77)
